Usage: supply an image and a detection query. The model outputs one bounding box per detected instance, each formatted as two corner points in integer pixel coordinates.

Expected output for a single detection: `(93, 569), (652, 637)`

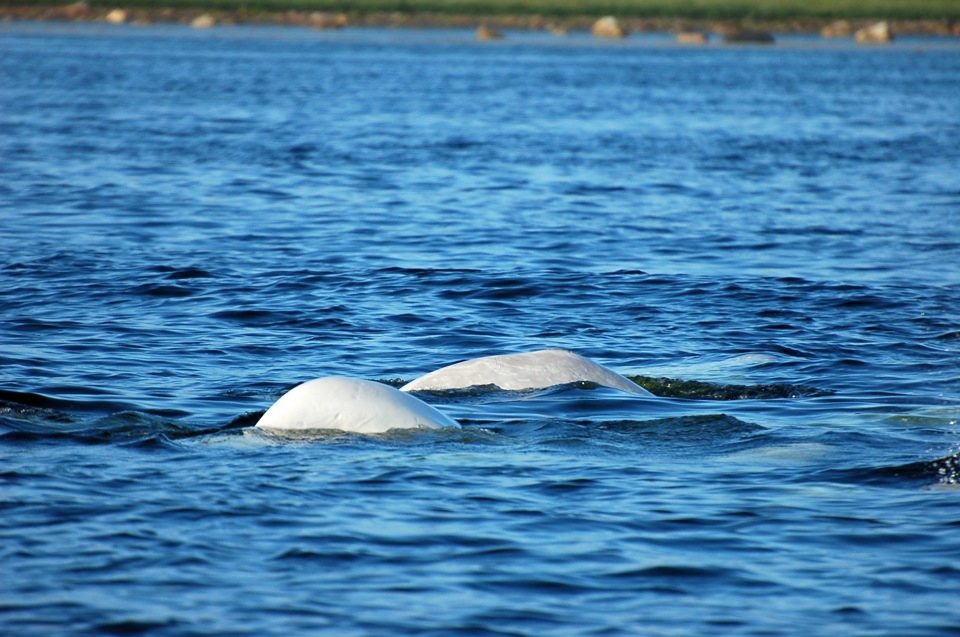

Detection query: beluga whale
(401, 349), (652, 396)
(256, 377), (460, 434)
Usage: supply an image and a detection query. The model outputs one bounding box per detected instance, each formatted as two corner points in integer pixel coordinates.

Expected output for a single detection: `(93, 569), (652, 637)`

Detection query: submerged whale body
(255, 377), (460, 434)
(401, 348), (652, 396)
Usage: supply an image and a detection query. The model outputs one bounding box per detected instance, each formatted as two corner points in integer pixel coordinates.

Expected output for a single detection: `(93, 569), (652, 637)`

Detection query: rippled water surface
(2, 22), (960, 636)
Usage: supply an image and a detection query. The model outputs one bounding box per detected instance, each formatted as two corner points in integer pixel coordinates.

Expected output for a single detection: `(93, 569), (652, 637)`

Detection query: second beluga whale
(401, 349), (652, 396)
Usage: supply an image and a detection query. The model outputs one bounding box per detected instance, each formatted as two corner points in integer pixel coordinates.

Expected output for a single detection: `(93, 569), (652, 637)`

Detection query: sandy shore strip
(3, 3), (959, 36)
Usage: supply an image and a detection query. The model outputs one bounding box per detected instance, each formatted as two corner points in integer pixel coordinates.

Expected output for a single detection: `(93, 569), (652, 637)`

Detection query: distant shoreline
(2, 3), (959, 36)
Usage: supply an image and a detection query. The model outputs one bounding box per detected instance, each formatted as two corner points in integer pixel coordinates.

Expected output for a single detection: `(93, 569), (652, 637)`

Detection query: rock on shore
(592, 16), (627, 38)
(855, 21), (895, 42)
(475, 24), (503, 40)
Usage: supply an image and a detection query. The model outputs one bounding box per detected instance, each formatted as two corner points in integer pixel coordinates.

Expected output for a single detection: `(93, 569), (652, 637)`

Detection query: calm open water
(2, 21), (960, 636)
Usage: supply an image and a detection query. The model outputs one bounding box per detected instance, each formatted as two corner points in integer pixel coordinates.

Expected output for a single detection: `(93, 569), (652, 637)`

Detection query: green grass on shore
(8, 0), (960, 21)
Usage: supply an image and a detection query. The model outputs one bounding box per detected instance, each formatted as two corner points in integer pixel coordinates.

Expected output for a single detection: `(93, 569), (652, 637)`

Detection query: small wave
(595, 414), (766, 442)
(0, 415), (178, 448)
(439, 278), (545, 301)
(9, 317), (83, 332)
(209, 309), (282, 325)
(209, 308), (352, 329)
(131, 283), (195, 298)
(808, 453), (960, 487)
(610, 564), (732, 580)
(96, 619), (178, 635)
(932, 330), (960, 342)
(0, 389), (188, 418)
(599, 563), (773, 597)
(1, 414), (198, 447)
(0, 393), (254, 446)
(161, 266), (214, 280)
(630, 376), (832, 400)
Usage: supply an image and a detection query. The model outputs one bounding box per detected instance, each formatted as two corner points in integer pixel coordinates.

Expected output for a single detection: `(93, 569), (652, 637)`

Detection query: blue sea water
(2, 21), (960, 636)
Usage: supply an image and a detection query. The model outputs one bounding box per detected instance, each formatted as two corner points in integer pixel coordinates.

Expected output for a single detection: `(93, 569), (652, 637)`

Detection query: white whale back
(401, 349), (652, 396)
(256, 377), (460, 433)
